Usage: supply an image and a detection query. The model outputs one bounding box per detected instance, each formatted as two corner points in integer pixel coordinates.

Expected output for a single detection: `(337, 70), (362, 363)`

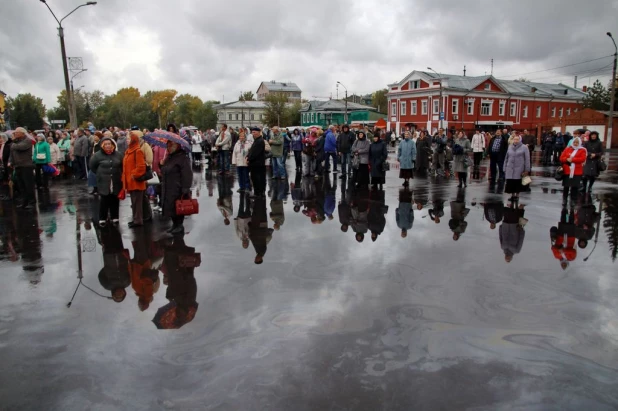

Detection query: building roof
(258, 81), (301, 93)
(0, 90), (6, 97)
(213, 101), (267, 110)
(301, 99), (376, 112)
(391, 70), (587, 99)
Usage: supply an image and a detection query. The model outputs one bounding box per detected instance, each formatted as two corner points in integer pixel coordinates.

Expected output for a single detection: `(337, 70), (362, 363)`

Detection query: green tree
(608, 75), (618, 111)
(582, 79), (610, 110)
(6, 93), (46, 130)
(603, 195), (618, 262)
(173, 94), (203, 126)
(371, 88), (388, 114)
(283, 100), (302, 126)
(264, 93), (288, 127)
(150, 89), (177, 129)
(111, 87), (141, 128)
(195, 101), (220, 130)
(239, 91), (255, 101)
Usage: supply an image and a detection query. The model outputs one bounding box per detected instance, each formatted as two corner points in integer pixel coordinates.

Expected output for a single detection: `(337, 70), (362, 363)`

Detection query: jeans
(293, 150), (302, 170)
(218, 150), (230, 172)
(433, 152), (445, 174)
(99, 194), (120, 221)
(340, 152), (351, 175)
(489, 155), (505, 181)
(272, 156), (286, 178)
(237, 166), (250, 189)
(324, 151), (337, 171)
(302, 153), (315, 176)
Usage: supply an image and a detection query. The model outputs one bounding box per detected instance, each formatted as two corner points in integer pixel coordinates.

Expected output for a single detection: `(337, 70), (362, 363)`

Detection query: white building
(256, 81), (302, 101)
(214, 101), (268, 129)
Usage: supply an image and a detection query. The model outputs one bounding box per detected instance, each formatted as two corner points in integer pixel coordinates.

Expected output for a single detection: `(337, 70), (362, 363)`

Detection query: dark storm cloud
(1, 0), (617, 108)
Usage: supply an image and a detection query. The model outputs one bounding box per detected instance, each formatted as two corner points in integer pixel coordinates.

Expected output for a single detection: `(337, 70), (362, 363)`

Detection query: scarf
(568, 137), (585, 178)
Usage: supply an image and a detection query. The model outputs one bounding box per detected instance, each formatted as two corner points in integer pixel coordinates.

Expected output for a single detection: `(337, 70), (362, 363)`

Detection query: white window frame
(567, 108), (571, 116)
(536, 106), (541, 118)
(311, 113), (315, 122)
(499, 102), (505, 116)
(452, 99), (459, 114)
(551, 107), (556, 117)
(421, 100), (428, 115)
(433, 99), (440, 114)
(235, 114), (239, 120)
(410, 80), (420, 89)
(411, 101), (417, 115)
(559, 108), (564, 117)
(484, 83), (491, 90)
(481, 102), (492, 116)
(251, 113), (255, 121)
(401, 101), (406, 116)
(228, 113), (233, 121)
(467, 101), (474, 115)
(391, 102), (397, 117)
(510, 102), (516, 116)
(523, 106), (529, 118)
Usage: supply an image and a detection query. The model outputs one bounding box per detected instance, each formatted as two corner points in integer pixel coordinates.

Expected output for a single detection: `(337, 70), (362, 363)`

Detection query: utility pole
(607, 32), (617, 150)
(40, 1), (97, 129)
(463, 65), (466, 77)
(337, 82), (348, 124)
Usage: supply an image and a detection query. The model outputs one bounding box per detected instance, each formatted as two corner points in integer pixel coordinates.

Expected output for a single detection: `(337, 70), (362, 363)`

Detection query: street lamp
(607, 32), (617, 150)
(70, 69), (87, 126)
(427, 67), (443, 129)
(337, 81), (348, 124)
(40, 0), (97, 129)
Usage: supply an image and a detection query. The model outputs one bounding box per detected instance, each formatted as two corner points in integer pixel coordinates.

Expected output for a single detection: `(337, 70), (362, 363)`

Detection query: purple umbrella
(144, 130), (191, 152)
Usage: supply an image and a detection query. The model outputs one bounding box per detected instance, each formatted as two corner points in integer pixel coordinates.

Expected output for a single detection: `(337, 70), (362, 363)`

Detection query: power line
(499, 55), (614, 78)
(523, 63), (614, 83)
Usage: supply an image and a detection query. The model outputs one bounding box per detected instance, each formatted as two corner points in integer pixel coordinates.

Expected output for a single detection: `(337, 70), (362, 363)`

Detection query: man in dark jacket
(484, 201), (504, 230)
(247, 127), (266, 197)
(542, 132), (555, 165)
(9, 127), (35, 209)
(73, 128), (89, 179)
(522, 129), (536, 155)
(488, 129), (508, 182)
(337, 124), (355, 178)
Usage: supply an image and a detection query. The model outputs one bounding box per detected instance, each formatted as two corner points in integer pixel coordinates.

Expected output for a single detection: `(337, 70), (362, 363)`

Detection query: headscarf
(129, 130), (142, 146)
(100, 137), (117, 155)
(568, 137), (586, 178)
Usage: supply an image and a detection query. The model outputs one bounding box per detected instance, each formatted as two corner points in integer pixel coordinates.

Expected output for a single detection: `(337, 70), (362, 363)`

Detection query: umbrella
(179, 128), (193, 145)
(152, 301), (199, 329)
(144, 130), (190, 152)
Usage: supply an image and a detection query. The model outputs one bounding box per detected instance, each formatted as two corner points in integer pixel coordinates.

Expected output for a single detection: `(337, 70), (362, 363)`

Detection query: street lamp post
(607, 32), (617, 150)
(40, 1), (97, 129)
(70, 69), (87, 127)
(337, 81), (348, 124)
(427, 67), (443, 129)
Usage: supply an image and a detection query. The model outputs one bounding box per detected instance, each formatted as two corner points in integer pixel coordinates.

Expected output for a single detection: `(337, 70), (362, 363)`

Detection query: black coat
(98, 227), (130, 292)
(415, 137), (432, 170)
(161, 150), (192, 218)
(1, 139), (12, 166)
(89, 149), (123, 196)
(583, 138), (604, 177)
(247, 136), (265, 167)
(488, 136), (508, 160)
(337, 131), (355, 153)
(369, 140), (388, 178)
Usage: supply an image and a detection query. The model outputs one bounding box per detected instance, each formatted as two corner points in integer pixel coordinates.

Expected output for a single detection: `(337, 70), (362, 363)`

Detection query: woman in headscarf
(90, 136), (123, 226)
(398, 131), (416, 187)
(231, 128), (252, 192)
(47, 136), (60, 166)
(559, 136), (587, 205)
(122, 131), (148, 228)
(33, 133), (51, 189)
(415, 130), (432, 176)
(503, 134), (531, 202)
(369, 132), (388, 190)
(452, 131), (472, 188)
(160, 139), (192, 236)
(351, 131), (370, 188)
(499, 202), (526, 263)
(582, 131), (603, 193)
(302, 130), (318, 177)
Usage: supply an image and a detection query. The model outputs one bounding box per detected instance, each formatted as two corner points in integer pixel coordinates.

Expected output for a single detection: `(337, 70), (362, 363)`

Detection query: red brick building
(387, 70), (587, 139)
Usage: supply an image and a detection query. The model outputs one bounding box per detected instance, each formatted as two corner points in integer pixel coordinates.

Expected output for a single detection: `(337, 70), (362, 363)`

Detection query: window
(228, 113), (233, 121)
(523, 106), (529, 118)
(559, 108), (564, 117)
(260, 114), (263, 120)
(452, 99), (459, 114)
(567, 108), (571, 116)
(467, 101), (474, 115)
(411, 101), (417, 115)
(510, 102), (516, 116)
(251, 114), (255, 120)
(499, 102), (505, 116)
(536, 106), (541, 118)
(481, 102), (492, 116)
(484, 83), (491, 90)
(551, 107), (556, 117)
(421, 100), (428, 115)
(311, 113), (315, 122)
(235, 114), (239, 120)
(401, 101), (406, 116)
(433, 99), (439, 114)
(574, 108), (578, 113)
(410, 80), (420, 89)
(391, 102), (397, 117)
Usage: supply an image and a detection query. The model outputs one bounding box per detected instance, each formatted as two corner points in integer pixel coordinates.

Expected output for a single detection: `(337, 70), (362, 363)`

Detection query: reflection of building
(256, 81), (302, 101)
(300, 99), (383, 128)
(540, 108), (618, 147)
(387, 70), (586, 135)
(214, 101), (267, 129)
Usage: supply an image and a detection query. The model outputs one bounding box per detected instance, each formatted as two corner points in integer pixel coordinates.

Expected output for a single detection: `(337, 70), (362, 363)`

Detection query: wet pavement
(1, 151), (618, 410)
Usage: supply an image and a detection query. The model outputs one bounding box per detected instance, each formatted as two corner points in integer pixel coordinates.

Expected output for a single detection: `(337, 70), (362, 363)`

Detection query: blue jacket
(397, 138), (417, 169)
(291, 132), (303, 151)
(324, 130), (337, 152)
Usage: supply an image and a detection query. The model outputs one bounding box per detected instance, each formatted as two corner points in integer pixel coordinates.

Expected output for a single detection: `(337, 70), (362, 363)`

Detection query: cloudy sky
(1, 0), (617, 109)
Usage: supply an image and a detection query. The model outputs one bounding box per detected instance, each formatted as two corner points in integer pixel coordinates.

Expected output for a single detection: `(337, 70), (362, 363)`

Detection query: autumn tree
(264, 93), (288, 127)
(582, 80), (610, 110)
(173, 94), (203, 126)
(371, 88), (388, 114)
(6, 93), (46, 130)
(110, 87), (141, 128)
(150, 89), (177, 129)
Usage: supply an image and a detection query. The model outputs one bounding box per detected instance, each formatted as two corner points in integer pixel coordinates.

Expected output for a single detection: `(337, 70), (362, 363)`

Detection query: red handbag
(118, 189), (126, 200)
(175, 198), (199, 215)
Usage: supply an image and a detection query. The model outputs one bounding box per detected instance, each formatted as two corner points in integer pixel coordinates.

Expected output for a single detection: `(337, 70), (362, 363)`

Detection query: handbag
(179, 253), (202, 268)
(352, 154), (360, 170)
(133, 151), (154, 182)
(382, 160), (390, 171)
(463, 156), (470, 168)
(519, 217), (529, 227)
(118, 189), (126, 200)
(175, 198), (199, 216)
(554, 166), (564, 181)
(599, 158), (607, 172)
(521, 175), (532, 186)
(147, 171), (160, 185)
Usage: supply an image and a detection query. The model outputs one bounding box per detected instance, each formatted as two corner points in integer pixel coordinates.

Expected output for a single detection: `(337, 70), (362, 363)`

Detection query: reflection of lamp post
(40, 1), (97, 129)
(427, 67), (443, 129)
(337, 81), (348, 124)
(606, 32), (617, 150)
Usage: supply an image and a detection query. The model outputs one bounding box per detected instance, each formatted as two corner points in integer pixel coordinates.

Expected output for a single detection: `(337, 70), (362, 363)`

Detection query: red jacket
(559, 147), (587, 177)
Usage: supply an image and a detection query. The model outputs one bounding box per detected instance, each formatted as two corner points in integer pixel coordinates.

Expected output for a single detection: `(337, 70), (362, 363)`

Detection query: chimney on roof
(531, 87), (537, 93)
(582, 85), (588, 93)
(564, 89), (568, 95)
